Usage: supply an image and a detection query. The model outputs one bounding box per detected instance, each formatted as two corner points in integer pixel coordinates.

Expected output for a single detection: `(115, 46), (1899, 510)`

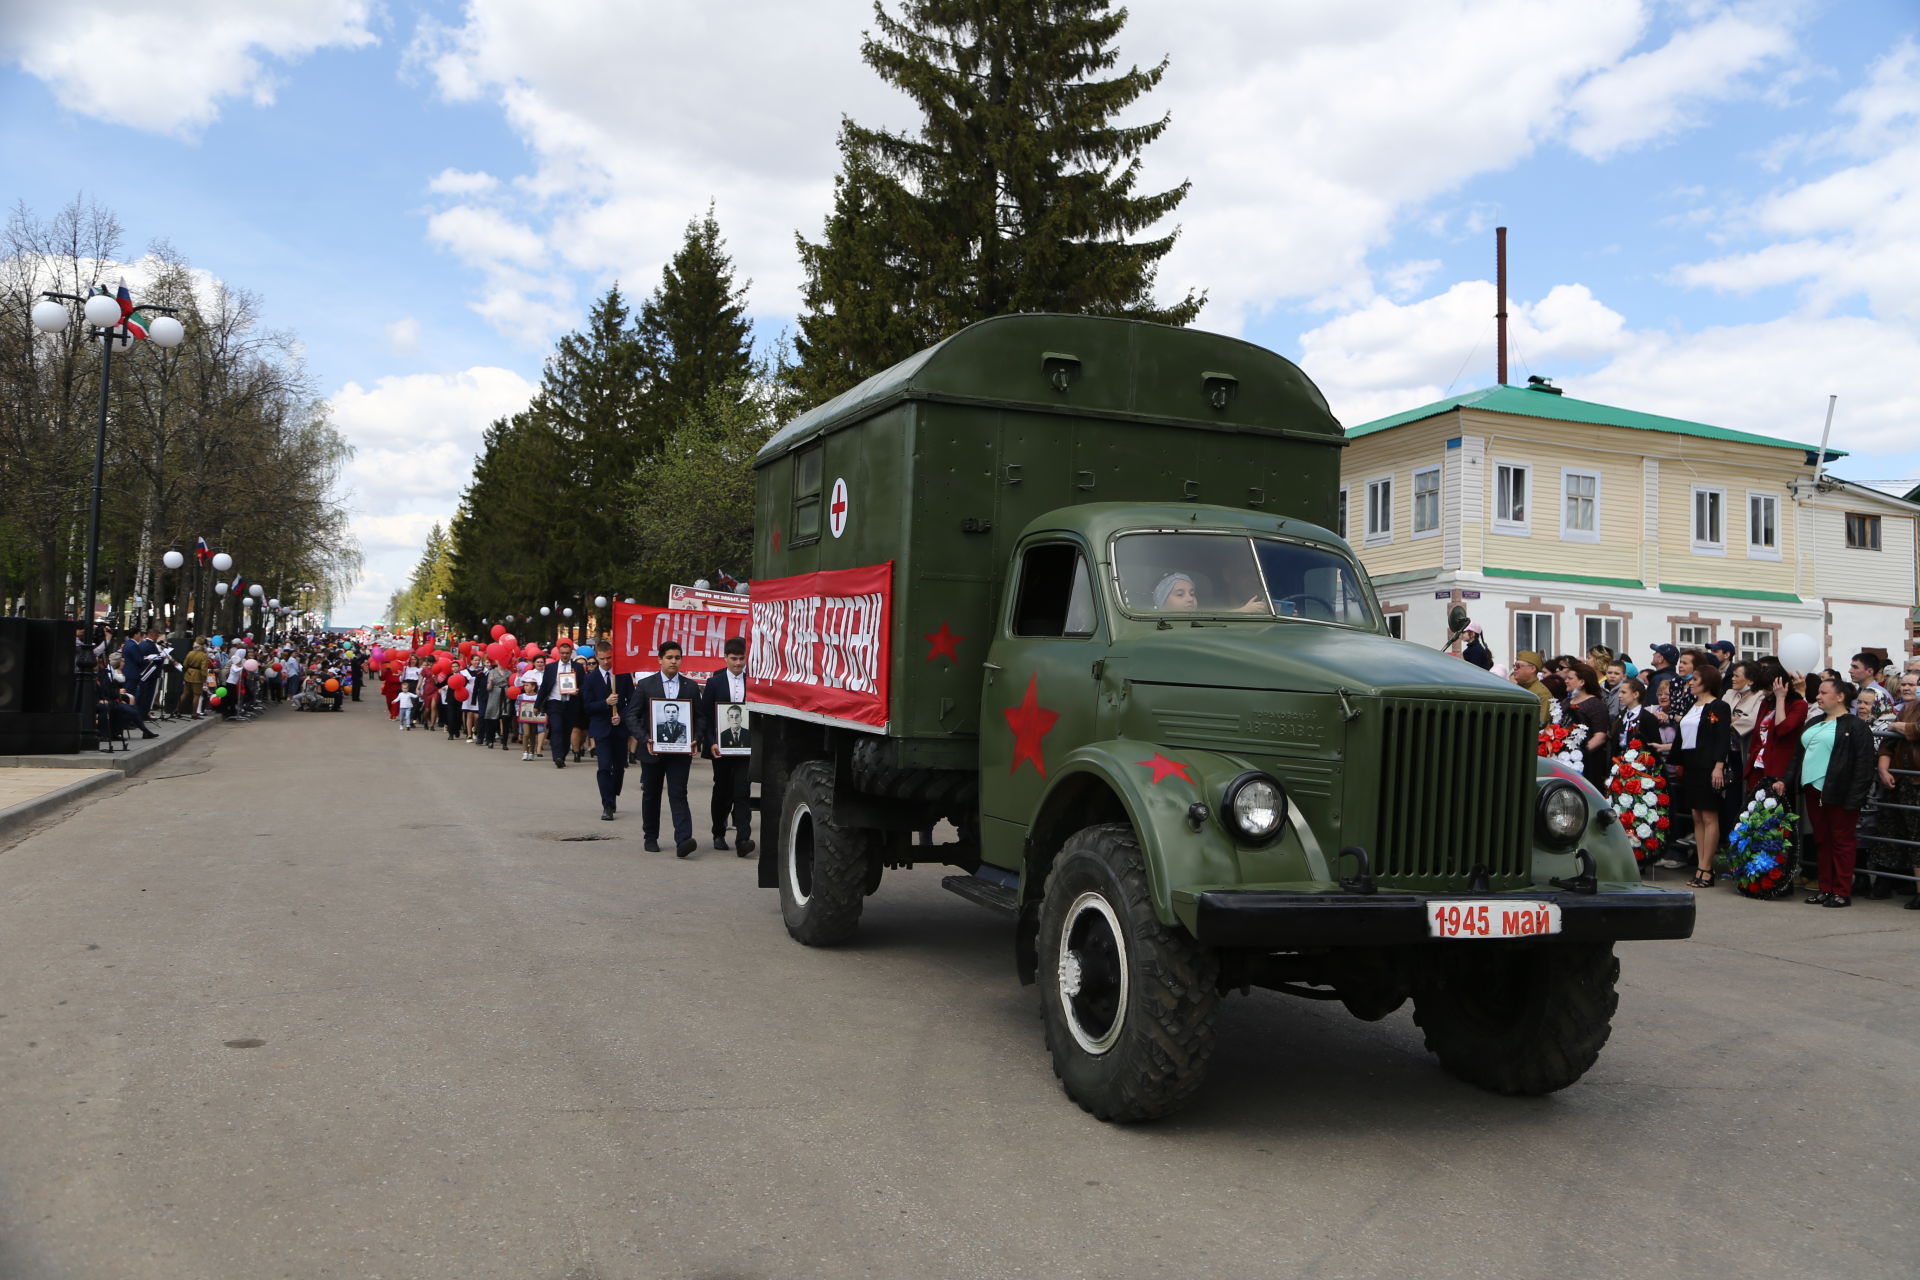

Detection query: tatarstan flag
(116, 282), (148, 340)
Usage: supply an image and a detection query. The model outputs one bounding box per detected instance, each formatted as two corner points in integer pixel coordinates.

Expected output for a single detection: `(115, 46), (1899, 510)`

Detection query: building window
(1336, 486), (1348, 539)
(1846, 512), (1882, 550)
(1412, 467), (1440, 537)
(1676, 623), (1713, 649)
(1747, 492), (1779, 559)
(1493, 462), (1529, 534)
(1692, 486), (1725, 553)
(1365, 476), (1392, 544)
(1384, 613), (1404, 639)
(1561, 469), (1600, 542)
(1514, 611), (1554, 659)
(1738, 628), (1775, 662)
(1583, 615), (1622, 657)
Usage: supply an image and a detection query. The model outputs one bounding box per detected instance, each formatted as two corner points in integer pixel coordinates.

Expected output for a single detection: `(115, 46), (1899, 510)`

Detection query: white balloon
(83, 294), (122, 328)
(1778, 633), (1820, 673)
(147, 315), (185, 348)
(211, 552), (233, 572)
(31, 299), (71, 333)
(162, 549), (185, 569)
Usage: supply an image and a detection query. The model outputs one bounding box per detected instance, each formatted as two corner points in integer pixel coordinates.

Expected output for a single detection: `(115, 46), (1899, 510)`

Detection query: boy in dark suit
(699, 637), (754, 855)
(625, 641), (699, 856)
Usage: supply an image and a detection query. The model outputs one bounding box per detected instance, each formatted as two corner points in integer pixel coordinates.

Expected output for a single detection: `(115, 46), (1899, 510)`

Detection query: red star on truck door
(924, 621), (964, 664)
(1135, 754), (1193, 786)
(1003, 673), (1059, 777)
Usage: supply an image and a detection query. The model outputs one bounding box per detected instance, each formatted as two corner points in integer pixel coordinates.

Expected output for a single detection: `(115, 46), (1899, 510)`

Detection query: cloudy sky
(4, 0), (1915, 625)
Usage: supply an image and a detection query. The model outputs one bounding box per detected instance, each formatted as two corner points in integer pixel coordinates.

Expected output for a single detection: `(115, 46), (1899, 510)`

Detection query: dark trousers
(641, 754), (693, 844)
(710, 755), (751, 839)
(478, 712), (498, 746)
(1803, 784), (1859, 897)
(593, 726), (627, 810)
(548, 700), (579, 762)
(445, 700), (461, 738)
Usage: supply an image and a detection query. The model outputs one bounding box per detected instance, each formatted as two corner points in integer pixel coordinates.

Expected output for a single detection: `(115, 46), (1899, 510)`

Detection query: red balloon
(499, 633), (516, 652)
(522, 643), (541, 659)
(490, 624), (506, 640)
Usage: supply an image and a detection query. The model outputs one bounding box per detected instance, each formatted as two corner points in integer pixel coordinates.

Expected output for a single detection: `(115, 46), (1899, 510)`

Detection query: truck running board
(941, 875), (1017, 916)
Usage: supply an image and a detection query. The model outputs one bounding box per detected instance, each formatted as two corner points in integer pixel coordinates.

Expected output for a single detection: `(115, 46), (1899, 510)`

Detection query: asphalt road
(0, 705), (1913, 1280)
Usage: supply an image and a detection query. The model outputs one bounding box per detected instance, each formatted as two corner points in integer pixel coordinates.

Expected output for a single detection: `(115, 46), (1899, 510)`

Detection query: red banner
(747, 562), (892, 729)
(609, 604), (751, 676)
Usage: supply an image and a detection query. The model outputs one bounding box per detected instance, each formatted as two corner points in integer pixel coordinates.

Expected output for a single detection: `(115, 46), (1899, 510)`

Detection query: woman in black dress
(1677, 664), (1733, 887)
(1563, 659), (1614, 793)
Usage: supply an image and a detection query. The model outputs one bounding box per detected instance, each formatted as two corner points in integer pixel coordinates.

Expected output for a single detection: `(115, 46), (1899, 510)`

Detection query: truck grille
(1374, 699), (1534, 889)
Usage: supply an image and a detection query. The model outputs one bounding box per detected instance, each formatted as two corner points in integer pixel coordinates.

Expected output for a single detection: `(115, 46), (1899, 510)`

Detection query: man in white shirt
(625, 641), (699, 856)
(699, 637), (754, 856)
(536, 639), (584, 768)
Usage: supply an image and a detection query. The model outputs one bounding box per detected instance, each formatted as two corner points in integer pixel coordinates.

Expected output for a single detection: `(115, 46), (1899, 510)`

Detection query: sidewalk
(0, 708), (229, 840)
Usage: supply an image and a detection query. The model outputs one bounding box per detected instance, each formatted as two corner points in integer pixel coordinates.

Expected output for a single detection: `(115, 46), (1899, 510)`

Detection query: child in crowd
(396, 685), (418, 729)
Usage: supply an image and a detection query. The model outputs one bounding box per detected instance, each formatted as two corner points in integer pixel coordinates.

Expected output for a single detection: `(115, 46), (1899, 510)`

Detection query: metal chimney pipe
(1496, 226), (1509, 386)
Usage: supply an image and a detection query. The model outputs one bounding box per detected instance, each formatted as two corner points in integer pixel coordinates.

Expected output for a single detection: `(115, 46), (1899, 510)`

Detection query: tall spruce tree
(792, 0), (1202, 404)
(637, 205), (756, 434)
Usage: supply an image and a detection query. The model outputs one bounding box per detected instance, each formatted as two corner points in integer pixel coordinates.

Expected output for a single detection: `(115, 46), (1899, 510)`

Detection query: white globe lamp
(211, 552), (233, 572)
(162, 549), (185, 570)
(562, 607), (573, 618)
(214, 582), (229, 596)
(593, 596), (608, 608)
(31, 300), (71, 333)
(539, 606), (550, 617)
(267, 597), (279, 608)
(147, 315), (186, 348)
(83, 294), (122, 328)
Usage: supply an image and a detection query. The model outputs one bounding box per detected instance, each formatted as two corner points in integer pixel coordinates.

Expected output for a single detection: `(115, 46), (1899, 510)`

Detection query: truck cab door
(981, 537), (1104, 860)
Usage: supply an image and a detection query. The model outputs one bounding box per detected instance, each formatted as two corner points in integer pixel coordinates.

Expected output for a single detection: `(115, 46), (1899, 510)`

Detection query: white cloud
(426, 206), (548, 269)
(1563, 6), (1800, 159)
(327, 366), (536, 625)
(0, 2), (376, 137)
(427, 168), (500, 197)
(385, 316), (420, 356)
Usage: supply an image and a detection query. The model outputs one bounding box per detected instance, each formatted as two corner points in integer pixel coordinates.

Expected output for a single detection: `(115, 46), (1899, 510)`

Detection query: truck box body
(753, 314), (1346, 755)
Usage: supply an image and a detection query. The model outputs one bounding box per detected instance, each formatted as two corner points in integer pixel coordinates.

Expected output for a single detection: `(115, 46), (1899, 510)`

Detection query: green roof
(1347, 384), (1845, 461)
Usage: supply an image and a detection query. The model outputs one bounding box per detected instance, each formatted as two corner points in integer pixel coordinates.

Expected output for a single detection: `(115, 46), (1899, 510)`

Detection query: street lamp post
(31, 288), (185, 630)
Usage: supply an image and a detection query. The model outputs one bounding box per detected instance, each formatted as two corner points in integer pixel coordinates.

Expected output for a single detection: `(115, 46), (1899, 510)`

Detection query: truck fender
(1534, 757), (1639, 885)
(1020, 742), (1293, 934)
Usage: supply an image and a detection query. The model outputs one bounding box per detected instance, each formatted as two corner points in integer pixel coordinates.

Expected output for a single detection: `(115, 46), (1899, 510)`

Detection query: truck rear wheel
(778, 761), (869, 946)
(1411, 941), (1619, 1095)
(1037, 823), (1220, 1122)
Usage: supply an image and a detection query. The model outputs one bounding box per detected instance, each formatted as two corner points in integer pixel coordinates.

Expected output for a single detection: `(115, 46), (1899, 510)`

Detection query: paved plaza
(0, 706), (1913, 1279)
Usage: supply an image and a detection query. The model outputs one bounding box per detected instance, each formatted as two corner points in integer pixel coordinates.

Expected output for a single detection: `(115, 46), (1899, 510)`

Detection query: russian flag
(195, 537), (211, 565)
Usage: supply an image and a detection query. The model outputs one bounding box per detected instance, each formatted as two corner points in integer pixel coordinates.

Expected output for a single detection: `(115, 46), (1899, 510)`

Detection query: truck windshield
(1112, 531), (1377, 628)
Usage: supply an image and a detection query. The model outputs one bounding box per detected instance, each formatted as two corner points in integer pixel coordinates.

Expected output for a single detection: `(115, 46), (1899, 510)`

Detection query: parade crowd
(371, 629), (752, 859)
(1460, 626), (1920, 911)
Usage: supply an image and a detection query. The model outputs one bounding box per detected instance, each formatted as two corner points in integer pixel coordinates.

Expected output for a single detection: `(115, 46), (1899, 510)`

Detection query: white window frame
(1746, 491), (1780, 560)
(1384, 613), (1404, 639)
(1738, 628), (1774, 662)
(1492, 461), (1531, 536)
(1364, 474), (1393, 546)
(1691, 485), (1726, 555)
(1336, 485), (1349, 540)
(1514, 611), (1554, 660)
(1583, 615), (1622, 656)
(1676, 624), (1713, 649)
(1560, 468), (1601, 543)
(1411, 466), (1441, 539)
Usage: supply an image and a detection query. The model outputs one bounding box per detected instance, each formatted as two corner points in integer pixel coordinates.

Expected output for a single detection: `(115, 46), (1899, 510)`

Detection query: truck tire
(778, 761), (869, 946)
(1411, 941), (1619, 1095)
(1037, 823), (1220, 1122)
(850, 739), (976, 821)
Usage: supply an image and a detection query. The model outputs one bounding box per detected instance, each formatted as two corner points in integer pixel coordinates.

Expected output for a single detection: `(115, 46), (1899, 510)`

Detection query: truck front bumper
(1188, 888), (1696, 950)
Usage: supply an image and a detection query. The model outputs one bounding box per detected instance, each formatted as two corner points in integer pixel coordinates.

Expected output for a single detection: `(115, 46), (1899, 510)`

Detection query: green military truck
(747, 314), (1693, 1121)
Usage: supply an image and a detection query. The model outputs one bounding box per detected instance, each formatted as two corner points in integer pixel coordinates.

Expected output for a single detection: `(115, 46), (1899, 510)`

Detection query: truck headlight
(1536, 781), (1588, 847)
(1223, 772), (1287, 845)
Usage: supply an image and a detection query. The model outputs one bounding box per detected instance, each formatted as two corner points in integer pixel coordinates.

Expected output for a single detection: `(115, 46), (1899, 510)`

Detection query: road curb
(0, 713), (225, 839)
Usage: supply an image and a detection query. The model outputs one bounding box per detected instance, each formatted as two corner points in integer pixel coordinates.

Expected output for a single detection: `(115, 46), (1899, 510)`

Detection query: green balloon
(216, 686), (228, 698)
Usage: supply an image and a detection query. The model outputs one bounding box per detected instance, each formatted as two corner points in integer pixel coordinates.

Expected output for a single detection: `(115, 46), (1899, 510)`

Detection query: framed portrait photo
(648, 698), (695, 754)
(715, 703), (752, 756)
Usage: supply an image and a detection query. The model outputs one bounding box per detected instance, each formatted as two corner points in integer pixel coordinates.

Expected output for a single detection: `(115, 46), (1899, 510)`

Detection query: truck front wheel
(1411, 941), (1619, 1095)
(778, 761), (869, 946)
(1037, 823), (1220, 1122)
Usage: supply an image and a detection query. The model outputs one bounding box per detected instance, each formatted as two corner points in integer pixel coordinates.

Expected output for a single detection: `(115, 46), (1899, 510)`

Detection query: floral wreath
(1605, 738), (1670, 865)
(1539, 700), (1585, 775)
(1726, 789), (1797, 899)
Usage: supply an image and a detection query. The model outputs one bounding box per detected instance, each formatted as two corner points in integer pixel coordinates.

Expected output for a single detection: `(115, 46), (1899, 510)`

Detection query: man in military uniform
(1513, 650), (1553, 725)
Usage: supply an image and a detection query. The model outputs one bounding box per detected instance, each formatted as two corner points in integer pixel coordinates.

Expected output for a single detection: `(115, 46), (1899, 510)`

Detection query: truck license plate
(1427, 901), (1562, 939)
